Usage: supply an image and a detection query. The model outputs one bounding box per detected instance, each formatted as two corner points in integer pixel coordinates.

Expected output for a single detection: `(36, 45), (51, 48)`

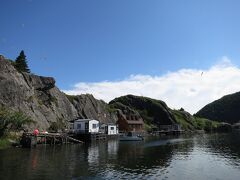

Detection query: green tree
(0, 108), (34, 136)
(15, 50), (30, 73)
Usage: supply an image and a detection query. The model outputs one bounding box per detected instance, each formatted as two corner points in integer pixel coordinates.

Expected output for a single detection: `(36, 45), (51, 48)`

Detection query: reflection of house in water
(107, 140), (118, 155)
(87, 140), (119, 165)
(87, 144), (100, 165)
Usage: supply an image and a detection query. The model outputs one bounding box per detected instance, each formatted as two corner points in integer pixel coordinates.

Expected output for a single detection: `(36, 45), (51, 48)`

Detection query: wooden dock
(71, 133), (108, 142)
(152, 130), (184, 136)
(20, 132), (83, 148)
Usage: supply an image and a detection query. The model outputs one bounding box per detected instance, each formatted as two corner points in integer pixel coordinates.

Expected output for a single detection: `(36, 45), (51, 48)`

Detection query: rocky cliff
(109, 95), (177, 127)
(0, 55), (115, 130)
(66, 94), (117, 124)
(0, 54), (220, 131)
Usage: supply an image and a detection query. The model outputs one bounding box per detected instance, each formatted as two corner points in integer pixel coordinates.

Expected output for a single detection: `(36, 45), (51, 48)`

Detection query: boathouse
(71, 119), (100, 134)
(117, 114), (144, 132)
(100, 123), (119, 135)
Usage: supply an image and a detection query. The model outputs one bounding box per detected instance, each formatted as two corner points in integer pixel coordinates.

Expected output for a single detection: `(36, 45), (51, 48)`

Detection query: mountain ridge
(196, 91), (240, 124)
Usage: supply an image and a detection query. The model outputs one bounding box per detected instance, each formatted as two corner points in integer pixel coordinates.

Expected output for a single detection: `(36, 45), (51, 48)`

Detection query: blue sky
(1, 0), (240, 112)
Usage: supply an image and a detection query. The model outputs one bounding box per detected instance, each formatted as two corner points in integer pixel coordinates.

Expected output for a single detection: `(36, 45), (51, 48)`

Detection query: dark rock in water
(20, 135), (37, 148)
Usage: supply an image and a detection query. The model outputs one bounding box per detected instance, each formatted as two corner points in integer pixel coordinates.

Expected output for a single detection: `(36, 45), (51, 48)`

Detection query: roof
(126, 120), (144, 125)
(74, 119), (99, 122)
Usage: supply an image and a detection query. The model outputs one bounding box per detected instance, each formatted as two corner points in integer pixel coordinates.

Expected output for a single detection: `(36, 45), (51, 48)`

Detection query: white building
(72, 119), (99, 134)
(101, 123), (118, 135)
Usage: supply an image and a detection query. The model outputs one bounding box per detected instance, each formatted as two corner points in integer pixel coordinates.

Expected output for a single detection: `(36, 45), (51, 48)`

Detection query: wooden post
(45, 134), (46, 145)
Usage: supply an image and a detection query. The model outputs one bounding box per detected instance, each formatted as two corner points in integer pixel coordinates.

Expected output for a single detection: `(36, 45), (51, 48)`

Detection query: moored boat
(119, 132), (144, 141)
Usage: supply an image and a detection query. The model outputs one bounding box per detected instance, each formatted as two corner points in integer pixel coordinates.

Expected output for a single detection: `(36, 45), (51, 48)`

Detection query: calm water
(1, 133), (240, 180)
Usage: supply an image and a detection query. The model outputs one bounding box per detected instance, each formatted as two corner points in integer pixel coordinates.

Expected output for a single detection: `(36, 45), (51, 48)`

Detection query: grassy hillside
(172, 110), (220, 131)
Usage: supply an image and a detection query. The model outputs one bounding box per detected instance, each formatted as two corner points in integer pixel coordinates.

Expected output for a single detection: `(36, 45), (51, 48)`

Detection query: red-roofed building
(117, 114), (144, 132)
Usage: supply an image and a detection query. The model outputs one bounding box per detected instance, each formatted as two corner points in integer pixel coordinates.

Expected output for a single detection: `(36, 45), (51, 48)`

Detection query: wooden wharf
(152, 130), (184, 136)
(72, 132), (108, 142)
(20, 132), (83, 148)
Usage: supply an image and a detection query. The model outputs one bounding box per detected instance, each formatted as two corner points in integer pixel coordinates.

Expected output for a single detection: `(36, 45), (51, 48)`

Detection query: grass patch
(172, 109), (220, 132)
(65, 94), (76, 103)
(172, 110), (195, 130)
(193, 117), (220, 132)
(0, 138), (11, 149)
(105, 105), (117, 113)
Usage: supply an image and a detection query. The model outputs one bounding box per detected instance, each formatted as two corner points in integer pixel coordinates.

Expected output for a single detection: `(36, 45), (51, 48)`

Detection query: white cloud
(63, 56), (240, 114)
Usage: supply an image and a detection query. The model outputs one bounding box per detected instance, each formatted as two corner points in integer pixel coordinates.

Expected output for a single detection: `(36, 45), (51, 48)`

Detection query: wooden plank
(67, 136), (84, 144)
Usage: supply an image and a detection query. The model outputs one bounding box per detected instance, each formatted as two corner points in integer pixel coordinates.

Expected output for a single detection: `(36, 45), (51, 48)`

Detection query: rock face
(196, 92), (240, 124)
(68, 94), (117, 124)
(0, 56), (115, 130)
(109, 101), (143, 119)
(109, 95), (177, 127)
(0, 55), (216, 131)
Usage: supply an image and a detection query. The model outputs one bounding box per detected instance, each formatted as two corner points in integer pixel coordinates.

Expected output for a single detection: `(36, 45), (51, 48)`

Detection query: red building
(117, 114), (144, 132)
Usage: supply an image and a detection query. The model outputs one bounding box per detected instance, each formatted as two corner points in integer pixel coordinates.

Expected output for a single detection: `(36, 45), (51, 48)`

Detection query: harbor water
(0, 133), (240, 180)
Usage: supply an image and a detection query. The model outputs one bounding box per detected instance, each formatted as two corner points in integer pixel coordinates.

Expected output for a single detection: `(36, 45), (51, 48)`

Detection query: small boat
(119, 132), (144, 141)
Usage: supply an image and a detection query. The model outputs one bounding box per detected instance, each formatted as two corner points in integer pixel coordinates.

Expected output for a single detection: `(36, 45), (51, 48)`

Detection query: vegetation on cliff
(48, 118), (67, 132)
(109, 95), (176, 126)
(172, 109), (220, 131)
(196, 91), (240, 124)
(14, 50), (31, 73)
(0, 108), (34, 148)
(0, 108), (34, 137)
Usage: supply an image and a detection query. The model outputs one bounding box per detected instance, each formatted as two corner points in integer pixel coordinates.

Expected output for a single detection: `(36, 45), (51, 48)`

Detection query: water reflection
(0, 134), (240, 179)
(194, 133), (240, 168)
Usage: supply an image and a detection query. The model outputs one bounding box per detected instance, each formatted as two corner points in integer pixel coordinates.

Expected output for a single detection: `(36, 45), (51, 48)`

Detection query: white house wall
(89, 120), (99, 133)
(73, 119), (100, 133)
(107, 125), (118, 135)
(74, 121), (86, 132)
